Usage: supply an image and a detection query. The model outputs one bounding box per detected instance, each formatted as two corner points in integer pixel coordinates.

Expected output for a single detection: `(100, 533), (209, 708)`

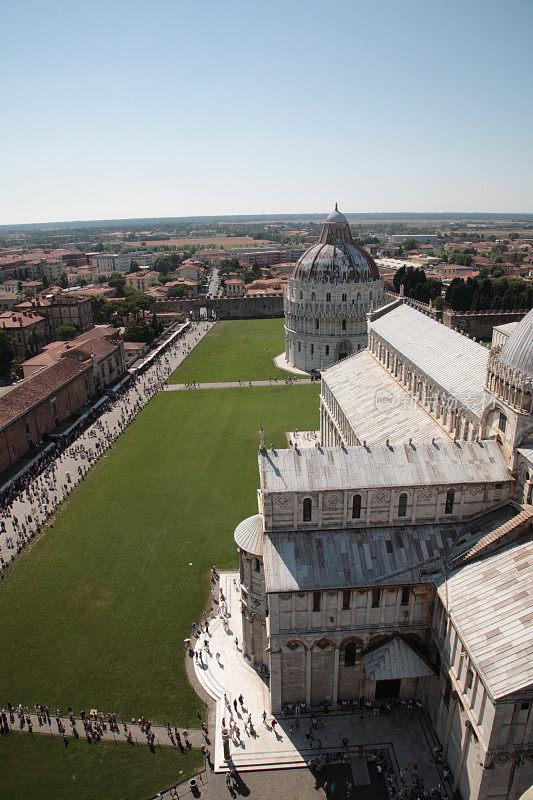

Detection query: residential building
(0, 310), (52, 357)
(225, 278), (245, 297)
(125, 270), (160, 293)
(0, 359), (95, 474)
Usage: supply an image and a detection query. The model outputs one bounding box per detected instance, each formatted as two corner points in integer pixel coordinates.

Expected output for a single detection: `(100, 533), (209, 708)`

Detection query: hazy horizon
(2, 209), (533, 230)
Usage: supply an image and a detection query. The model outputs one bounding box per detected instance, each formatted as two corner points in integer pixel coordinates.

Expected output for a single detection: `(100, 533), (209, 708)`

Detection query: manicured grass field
(0, 385), (319, 726)
(0, 733), (203, 800)
(168, 318), (290, 383)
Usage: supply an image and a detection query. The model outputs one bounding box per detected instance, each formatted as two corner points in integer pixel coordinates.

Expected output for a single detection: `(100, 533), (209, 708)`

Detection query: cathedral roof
(368, 300), (489, 417)
(322, 350), (448, 446)
(292, 206), (380, 284)
(262, 522), (459, 593)
(259, 439), (510, 494)
(435, 538), (533, 699)
(500, 307), (533, 379)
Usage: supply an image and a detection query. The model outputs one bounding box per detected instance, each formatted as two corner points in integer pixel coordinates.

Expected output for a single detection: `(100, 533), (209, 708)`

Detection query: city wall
(153, 296), (284, 320)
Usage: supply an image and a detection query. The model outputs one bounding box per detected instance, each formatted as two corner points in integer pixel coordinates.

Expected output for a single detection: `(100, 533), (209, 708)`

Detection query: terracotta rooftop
(0, 311), (47, 328)
(0, 359), (91, 430)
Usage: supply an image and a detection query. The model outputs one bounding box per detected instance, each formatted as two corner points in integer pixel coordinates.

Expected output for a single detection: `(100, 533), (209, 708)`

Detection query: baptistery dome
(293, 204), (380, 285)
(500, 308), (533, 379)
(284, 205), (385, 373)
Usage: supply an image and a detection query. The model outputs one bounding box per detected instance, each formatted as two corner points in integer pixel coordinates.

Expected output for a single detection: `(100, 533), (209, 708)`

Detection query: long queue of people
(0, 320), (213, 579)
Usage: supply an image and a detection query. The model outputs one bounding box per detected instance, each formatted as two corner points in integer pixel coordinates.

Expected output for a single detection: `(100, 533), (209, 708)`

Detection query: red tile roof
(0, 359), (91, 430)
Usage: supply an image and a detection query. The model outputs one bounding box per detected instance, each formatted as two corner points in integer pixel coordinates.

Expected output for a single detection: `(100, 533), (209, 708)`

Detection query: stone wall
(153, 296), (283, 320)
(442, 309), (528, 340)
(261, 482), (510, 532)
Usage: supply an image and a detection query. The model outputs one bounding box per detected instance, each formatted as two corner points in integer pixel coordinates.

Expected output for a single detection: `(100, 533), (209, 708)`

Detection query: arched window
(498, 412), (507, 433)
(299, 291), (302, 299)
(253, 557), (260, 572)
(326, 345), (329, 356)
(352, 494), (361, 519)
(343, 272), (347, 281)
(445, 489), (455, 515)
(342, 319), (346, 331)
(342, 292), (347, 302)
(303, 498), (312, 521)
(315, 319), (319, 330)
(298, 342), (301, 352)
(310, 344), (314, 355)
(398, 493), (407, 517)
(326, 292), (331, 302)
(311, 292), (316, 301)
(344, 642), (356, 667)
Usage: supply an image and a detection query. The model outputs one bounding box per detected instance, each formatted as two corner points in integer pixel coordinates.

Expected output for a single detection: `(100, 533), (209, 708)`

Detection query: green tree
(108, 272), (127, 297)
(168, 285), (190, 298)
(56, 323), (79, 340)
(0, 329), (15, 379)
(121, 320), (153, 343)
(402, 237), (420, 251)
(58, 272), (68, 289)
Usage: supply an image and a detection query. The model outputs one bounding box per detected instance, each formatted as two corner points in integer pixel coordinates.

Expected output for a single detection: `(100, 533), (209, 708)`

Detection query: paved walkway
(273, 352), (309, 375)
(5, 711), (207, 749)
(192, 573), (450, 795)
(164, 378), (313, 391)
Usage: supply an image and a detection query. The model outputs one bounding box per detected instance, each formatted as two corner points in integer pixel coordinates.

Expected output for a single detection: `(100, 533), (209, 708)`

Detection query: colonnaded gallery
(235, 299), (533, 800)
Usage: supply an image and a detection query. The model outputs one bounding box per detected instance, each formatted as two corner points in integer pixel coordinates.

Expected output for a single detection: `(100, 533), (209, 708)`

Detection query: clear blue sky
(1, 0), (532, 224)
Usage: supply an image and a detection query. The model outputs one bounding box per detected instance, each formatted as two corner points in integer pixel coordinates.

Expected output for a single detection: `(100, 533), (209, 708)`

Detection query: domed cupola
(293, 204), (380, 284)
(500, 308), (533, 380)
(283, 205), (385, 373)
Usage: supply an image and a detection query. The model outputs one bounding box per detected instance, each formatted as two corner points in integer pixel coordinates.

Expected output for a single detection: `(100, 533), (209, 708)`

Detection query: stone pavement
(150, 759), (390, 800)
(192, 573), (449, 794)
(286, 429), (321, 449)
(273, 352), (309, 375)
(164, 378), (313, 391)
(5, 711), (206, 749)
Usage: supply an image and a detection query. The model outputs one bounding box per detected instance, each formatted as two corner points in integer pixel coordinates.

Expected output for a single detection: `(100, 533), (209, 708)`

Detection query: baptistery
(284, 205), (384, 372)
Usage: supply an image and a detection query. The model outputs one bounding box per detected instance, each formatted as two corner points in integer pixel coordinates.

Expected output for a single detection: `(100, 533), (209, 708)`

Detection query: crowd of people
(0, 319), (213, 578)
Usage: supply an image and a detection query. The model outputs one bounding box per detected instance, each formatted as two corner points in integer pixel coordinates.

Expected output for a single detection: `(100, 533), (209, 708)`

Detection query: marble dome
(500, 308), (533, 378)
(292, 204), (380, 284)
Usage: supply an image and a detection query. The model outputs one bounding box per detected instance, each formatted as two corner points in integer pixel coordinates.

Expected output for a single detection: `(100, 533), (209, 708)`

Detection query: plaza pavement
(193, 573), (449, 794)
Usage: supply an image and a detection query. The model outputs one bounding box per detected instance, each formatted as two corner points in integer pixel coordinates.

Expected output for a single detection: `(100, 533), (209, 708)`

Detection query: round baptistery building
(284, 205), (385, 373)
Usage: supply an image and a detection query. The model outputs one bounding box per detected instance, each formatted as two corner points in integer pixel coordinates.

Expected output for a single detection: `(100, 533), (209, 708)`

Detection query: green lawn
(168, 318), (290, 383)
(0, 386), (319, 726)
(0, 733), (203, 800)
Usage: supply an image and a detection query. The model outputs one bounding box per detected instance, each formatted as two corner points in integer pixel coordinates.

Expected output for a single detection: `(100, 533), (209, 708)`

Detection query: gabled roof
(259, 439), (510, 494)
(435, 538), (533, 700)
(262, 523), (459, 593)
(363, 637), (434, 681)
(368, 301), (489, 416)
(322, 351), (448, 446)
(0, 359), (91, 430)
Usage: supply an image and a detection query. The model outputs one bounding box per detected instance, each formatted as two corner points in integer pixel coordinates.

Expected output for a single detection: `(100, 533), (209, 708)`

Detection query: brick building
(0, 359), (95, 474)
(21, 327), (126, 391)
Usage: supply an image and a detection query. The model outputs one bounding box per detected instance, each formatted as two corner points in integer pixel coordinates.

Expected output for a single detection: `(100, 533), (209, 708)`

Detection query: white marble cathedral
(235, 300), (533, 800)
(284, 205), (385, 372)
